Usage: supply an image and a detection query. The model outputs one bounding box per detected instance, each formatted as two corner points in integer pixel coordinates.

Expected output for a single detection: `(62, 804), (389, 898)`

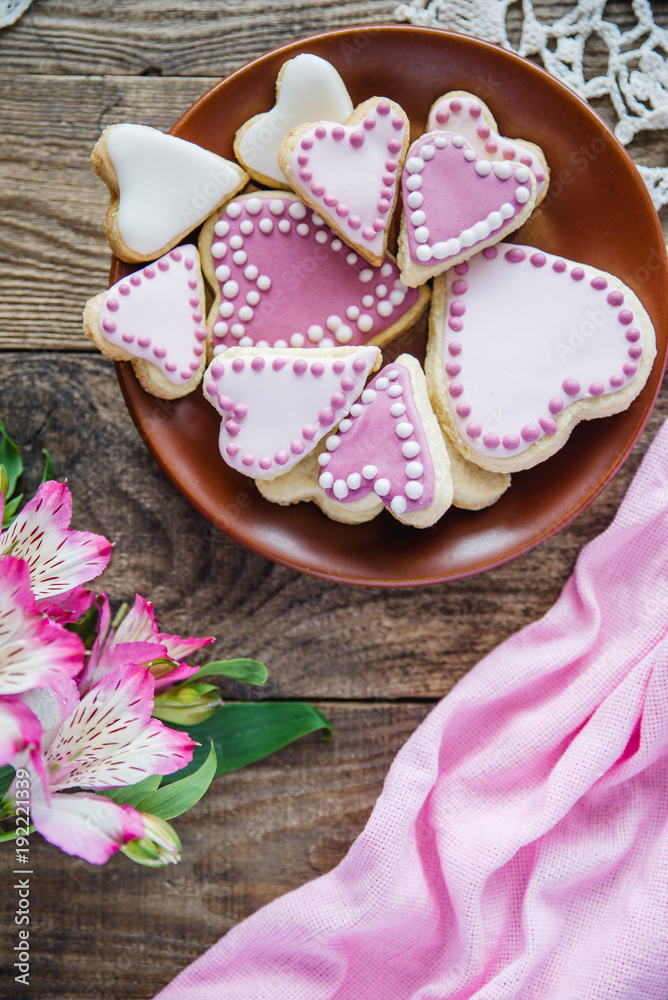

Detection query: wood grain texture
(0, 0), (399, 77)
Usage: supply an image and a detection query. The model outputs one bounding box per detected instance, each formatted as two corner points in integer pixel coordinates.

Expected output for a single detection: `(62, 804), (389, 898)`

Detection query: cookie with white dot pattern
(258, 422), (510, 521)
(83, 245), (208, 399)
(427, 91), (549, 207)
(316, 354), (453, 528)
(425, 242), (656, 473)
(199, 192), (429, 358)
(397, 130), (537, 286)
(278, 97), (410, 266)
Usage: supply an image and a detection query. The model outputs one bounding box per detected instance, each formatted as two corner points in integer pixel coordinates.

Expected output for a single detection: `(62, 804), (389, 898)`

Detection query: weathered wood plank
(2, 352), (666, 701)
(0, 700), (431, 1000)
(0, 0), (403, 77)
(2, 0), (666, 78)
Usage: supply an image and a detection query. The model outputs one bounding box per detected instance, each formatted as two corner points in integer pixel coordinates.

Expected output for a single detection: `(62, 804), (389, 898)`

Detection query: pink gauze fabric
(156, 421), (668, 1000)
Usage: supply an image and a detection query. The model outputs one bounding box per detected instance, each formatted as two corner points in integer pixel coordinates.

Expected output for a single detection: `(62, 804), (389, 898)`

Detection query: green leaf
(163, 701), (333, 782)
(0, 765), (16, 798)
(0, 422), (23, 498)
(187, 658), (268, 687)
(101, 774), (162, 808)
(1, 493), (23, 529)
(135, 742), (217, 820)
(0, 825), (35, 842)
(41, 448), (55, 483)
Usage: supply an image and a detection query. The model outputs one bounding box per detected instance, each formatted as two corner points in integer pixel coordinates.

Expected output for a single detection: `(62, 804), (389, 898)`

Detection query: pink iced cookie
(425, 243), (657, 473)
(83, 245), (208, 399)
(199, 193), (430, 355)
(427, 91), (549, 206)
(279, 98), (410, 266)
(397, 131), (537, 287)
(203, 345), (381, 480)
(317, 354), (453, 527)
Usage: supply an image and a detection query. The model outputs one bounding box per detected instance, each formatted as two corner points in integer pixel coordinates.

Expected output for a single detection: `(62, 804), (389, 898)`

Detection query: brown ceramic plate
(114, 25), (667, 587)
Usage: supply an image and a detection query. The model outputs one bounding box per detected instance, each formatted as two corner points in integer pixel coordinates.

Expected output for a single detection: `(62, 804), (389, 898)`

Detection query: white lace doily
(0, 0), (31, 29)
(395, 0), (668, 211)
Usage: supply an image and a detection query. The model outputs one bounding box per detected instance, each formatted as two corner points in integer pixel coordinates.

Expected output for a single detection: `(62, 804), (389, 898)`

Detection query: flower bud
(146, 657), (182, 682)
(121, 814), (181, 867)
(152, 682), (222, 725)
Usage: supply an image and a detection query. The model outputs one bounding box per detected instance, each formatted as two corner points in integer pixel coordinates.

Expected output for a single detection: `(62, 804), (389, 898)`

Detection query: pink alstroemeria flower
(30, 790), (145, 866)
(19, 664), (196, 864)
(0, 555), (84, 697)
(79, 593), (214, 693)
(0, 481), (112, 604)
(0, 697), (42, 767)
(38, 584), (96, 625)
(116, 594), (214, 690)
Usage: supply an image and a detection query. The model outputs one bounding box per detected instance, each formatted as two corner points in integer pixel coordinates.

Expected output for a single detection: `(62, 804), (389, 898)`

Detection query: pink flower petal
(21, 675), (80, 746)
(0, 698), (42, 766)
(113, 594), (160, 645)
(158, 630), (214, 662)
(117, 595), (214, 660)
(37, 584), (95, 624)
(31, 790), (144, 865)
(46, 664), (196, 790)
(0, 481), (112, 600)
(0, 556), (85, 696)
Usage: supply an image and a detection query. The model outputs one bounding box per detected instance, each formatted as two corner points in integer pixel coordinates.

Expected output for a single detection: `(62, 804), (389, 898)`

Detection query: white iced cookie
(279, 97), (410, 266)
(234, 53), (353, 188)
(92, 123), (247, 263)
(83, 245), (207, 399)
(203, 345), (381, 480)
(425, 243), (657, 473)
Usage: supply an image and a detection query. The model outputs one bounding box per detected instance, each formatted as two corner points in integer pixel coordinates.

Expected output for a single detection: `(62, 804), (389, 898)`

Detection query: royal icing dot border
(443, 244), (645, 457)
(403, 132), (534, 267)
(99, 246), (206, 384)
(427, 94), (547, 198)
(204, 347), (378, 477)
(317, 363), (432, 516)
(287, 100), (407, 259)
(209, 195), (416, 354)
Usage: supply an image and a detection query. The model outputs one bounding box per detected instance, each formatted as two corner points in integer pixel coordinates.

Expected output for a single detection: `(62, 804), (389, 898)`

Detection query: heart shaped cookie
(428, 91), (549, 206)
(258, 427), (510, 522)
(317, 354), (453, 527)
(92, 124), (247, 263)
(203, 345), (381, 480)
(83, 245), (207, 399)
(397, 131), (537, 286)
(234, 53), (353, 188)
(425, 243), (657, 473)
(279, 98), (410, 266)
(199, 193), (429, 356)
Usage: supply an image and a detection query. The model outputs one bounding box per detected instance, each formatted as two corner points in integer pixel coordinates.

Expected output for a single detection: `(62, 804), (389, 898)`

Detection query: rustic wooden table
(1, 1), (666, 997)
